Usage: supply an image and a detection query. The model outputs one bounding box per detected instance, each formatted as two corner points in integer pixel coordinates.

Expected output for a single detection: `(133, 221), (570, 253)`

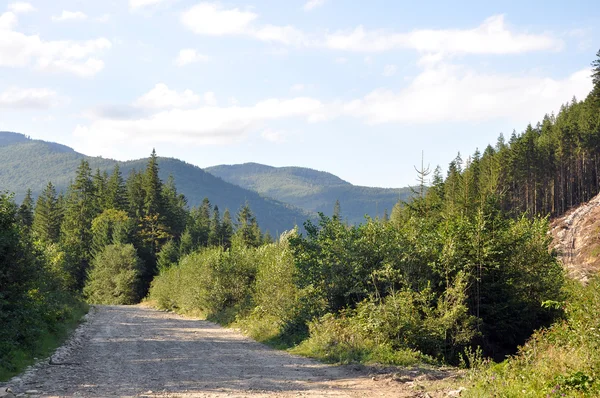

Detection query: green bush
(84, 243), (142, 305)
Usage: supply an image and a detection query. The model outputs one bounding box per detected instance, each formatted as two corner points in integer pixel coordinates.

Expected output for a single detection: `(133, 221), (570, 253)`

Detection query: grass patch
(0, 301), (88, 381)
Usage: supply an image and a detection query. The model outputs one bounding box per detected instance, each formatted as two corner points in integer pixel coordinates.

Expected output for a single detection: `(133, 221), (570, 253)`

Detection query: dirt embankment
(1, 305), (461, 398)
(551, 193), (600, 282)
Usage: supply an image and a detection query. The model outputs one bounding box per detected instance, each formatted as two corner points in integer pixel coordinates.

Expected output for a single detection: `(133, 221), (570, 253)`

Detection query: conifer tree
(18, 189), (34, 231)
(126, 169), (145, 220)
(61, 160), (98, 289)
(333, 200), (341, 219)
(106, 164), (128, 211)
(208, 205), (221, 246)
(221, 209), (234, 249)
(32, 182), (61, 244)
(235, 203), (262, 247)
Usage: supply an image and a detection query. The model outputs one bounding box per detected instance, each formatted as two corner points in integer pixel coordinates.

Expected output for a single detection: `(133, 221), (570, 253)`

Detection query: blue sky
(0, 0), (597, 187)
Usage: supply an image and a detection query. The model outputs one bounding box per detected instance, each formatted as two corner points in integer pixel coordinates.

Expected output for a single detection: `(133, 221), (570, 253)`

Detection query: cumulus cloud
(181, 3), (257, 36)
(134, 83), (202, 109)
(174, 48), (210, 67)
(52, 10), (88, 22)
(324, 15), (562, 56)
(181, 7), (561, 59)
(344, 65), (593, 125)
(0, 11), (111, 77)
(304, 0), (327, 11)
(8, 2), (35, 14)
(0, 87), (61, 109)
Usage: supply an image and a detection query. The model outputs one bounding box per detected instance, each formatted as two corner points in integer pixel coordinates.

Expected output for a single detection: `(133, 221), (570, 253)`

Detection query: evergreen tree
(162, 175), (188, 239)
(92, 169), (108, 211)
(234, 203), (262, 247)
(60, 160), (98, 289)
(208, 205), (221, 247)
(126, 169), (145, 220)
(333, 199), (341, 219)
(221, 209), (234, 249)
(143, 149), (163, 217)
(106, 164), (128, 211)
(590, 48), (600, 105)
(32, 182), (61, 244)
(17, 189), (34, 231)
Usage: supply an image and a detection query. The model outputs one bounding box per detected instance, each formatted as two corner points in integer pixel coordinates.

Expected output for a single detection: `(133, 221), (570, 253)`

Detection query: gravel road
(2, 305), (457, 397)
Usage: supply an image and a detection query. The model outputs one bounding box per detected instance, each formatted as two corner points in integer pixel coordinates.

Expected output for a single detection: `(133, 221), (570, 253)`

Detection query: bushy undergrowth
(465, 277), (600, 397)
(0, 193), (87, 381)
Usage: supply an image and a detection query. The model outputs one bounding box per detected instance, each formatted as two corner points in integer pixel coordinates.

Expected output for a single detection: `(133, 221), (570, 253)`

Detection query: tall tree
(234, 203), (262, 247)
(208, 205), (221, 247)
(32, 182), (61, 244)
(17, 189), (34, 231)
(106, 164), (128, 212)
(61, 160), (98, 289)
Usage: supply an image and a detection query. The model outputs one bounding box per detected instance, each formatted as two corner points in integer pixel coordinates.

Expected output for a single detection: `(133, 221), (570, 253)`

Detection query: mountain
(206, 163), (413, 224)
(0, 132), (309, 235)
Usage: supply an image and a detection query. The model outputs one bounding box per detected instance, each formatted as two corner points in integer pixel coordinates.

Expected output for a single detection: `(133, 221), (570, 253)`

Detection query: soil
(551, 192), (600, 283)
(1, 305), (462, 398)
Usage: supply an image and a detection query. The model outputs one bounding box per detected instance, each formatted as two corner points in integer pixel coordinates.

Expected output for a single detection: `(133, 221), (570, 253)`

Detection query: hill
(0, 132), (310, 235)
(206, 163), (412, 224)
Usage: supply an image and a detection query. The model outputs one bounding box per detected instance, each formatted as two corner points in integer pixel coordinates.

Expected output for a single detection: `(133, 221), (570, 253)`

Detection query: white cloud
(52, 10), (88, 22)
(0, 87), (61, 109)
(262, 129), (285, 142)
(383, 64), (397, 77)
(134, 83), (201, 109)
(204, 91), (217, 106)
(324, 15), (562, 56)
(174, 48), (210, 66)
(344, 64), (593, 125)
(0, 12), (111, 77)
(181, 3), (257, 36)
(8, 2), (36, 14)
(181, 3), (307, 45)
(291, 84), (305, 92)
(129, 0), (170, 10)
(74, 90), (328, 152)
(303, 0), (326, 11)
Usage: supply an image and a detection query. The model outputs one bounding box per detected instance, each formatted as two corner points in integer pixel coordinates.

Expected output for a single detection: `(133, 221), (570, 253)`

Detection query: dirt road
(3, 306), (458, 397)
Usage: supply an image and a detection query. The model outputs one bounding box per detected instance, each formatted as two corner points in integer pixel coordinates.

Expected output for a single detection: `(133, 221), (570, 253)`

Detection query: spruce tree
(235, 203), (262, 247)
(221, 209), (234, 249)
(208, 205), (221, 247)
(143, 149), (163, 217)
(17, 189), (34, 231)
(32, 182), (61, 244)
(591, 49), (600, 105)
(61, 160), (98, 289)
(106, 164), (128, 211)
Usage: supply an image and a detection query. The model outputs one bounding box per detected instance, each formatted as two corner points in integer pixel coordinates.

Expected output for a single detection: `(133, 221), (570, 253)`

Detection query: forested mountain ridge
(0, 132), (310, 235)
(206, 163), (413, 224)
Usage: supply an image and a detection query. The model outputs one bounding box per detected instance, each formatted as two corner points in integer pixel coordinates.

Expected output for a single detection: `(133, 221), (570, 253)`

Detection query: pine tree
(333, 200), (341, 219)
(126, 169), (145, 220)
(61, 160), (99, 289)
(106, 164), (128, 211)
(32, 182), (61, 244)
(590, 48), (600, 105)
(162, 175), (188, 239)
(17, 189), (34, 230)
(208, 205), (221, 247)
(221, 209), (234, 249)
(143, 149), (163, 217)
(93, 169), (108, 212)
(234, 203), (262, 247)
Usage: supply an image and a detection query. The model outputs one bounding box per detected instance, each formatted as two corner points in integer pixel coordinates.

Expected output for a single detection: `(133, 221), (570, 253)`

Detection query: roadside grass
(462, 277), (600, 397)
(0, 301), (88, 382)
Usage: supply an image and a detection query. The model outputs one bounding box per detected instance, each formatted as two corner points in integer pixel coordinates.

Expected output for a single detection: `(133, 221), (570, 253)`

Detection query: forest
(1, 50), (599, 396)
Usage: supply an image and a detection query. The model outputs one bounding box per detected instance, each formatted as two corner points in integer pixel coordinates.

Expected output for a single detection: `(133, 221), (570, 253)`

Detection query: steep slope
(0, 133), (309, 235)
(551, 192), (600, 282)
(207, 163), (413, 224)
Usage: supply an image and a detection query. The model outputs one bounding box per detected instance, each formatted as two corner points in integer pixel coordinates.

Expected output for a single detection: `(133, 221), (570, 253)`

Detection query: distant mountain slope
(206, 163), (412, 224)
(0, 133), (309, 235)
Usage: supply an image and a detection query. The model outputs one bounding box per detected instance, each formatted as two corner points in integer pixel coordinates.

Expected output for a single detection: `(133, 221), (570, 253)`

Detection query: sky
(0, 0), (598, 188)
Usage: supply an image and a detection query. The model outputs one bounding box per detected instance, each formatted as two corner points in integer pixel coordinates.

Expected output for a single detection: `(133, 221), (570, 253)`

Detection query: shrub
(84, 243), (142, 305)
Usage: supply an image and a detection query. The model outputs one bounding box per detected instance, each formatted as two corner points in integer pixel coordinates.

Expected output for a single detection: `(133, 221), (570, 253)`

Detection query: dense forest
(0, 150), (273, 378)
(2, 50), (600, 396)
(0, 136), (310, 235)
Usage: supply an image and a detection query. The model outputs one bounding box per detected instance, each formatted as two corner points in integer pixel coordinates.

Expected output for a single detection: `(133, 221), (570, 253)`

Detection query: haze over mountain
(0, 132), (310, 235)
(207, 163), (412, 224)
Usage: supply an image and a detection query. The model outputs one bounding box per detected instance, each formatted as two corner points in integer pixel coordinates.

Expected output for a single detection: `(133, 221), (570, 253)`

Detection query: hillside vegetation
(207, 163), (412, 224)
(0, 133), (309, 235)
